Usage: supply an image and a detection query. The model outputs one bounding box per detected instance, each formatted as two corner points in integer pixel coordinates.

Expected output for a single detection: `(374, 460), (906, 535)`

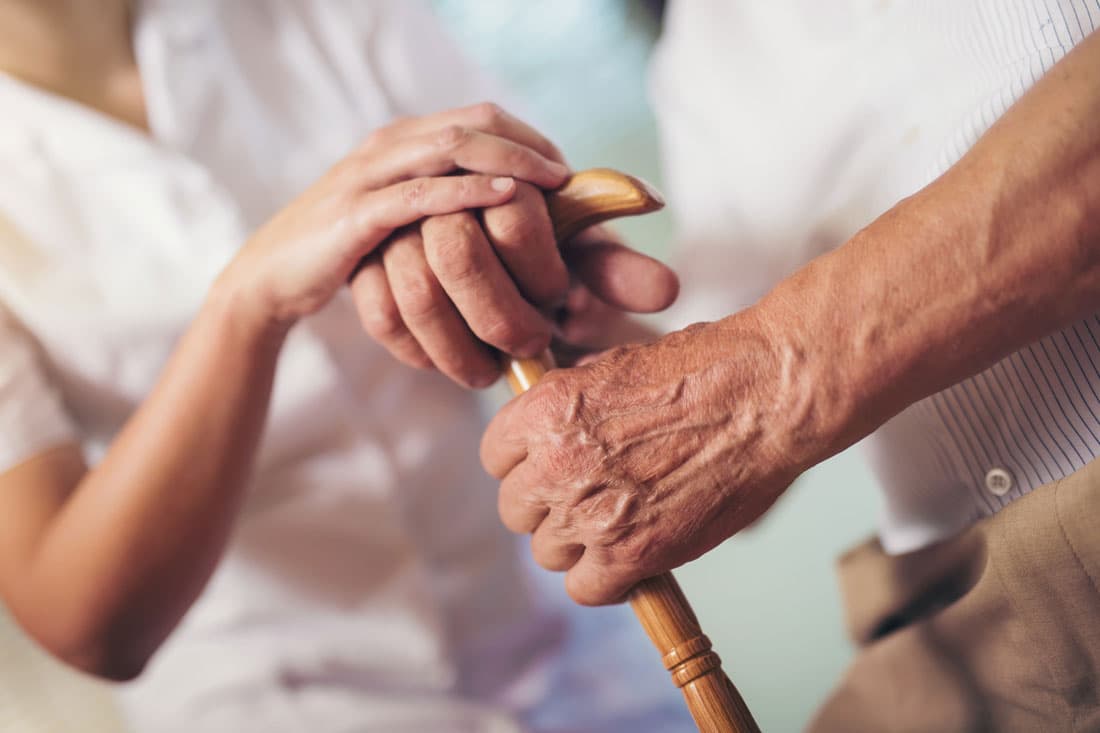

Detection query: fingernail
(491, 176), (514, 192)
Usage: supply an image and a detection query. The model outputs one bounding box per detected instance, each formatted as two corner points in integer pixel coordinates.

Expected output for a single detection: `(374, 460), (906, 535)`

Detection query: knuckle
(525, 374), (576, 427)
(455, 174), (477, 197)
(435, 124), (471, 152)
(489, 207), (536, 245)
(612, 533), (653, 570)
(402, 179), (429, 207)
(534, 372), (572, 411)
(337, 190), (371, 227)
(505, 145), (533, 171)
(681, 321), (711, 337)
(360, 299), (406, 341)
(447, 210), (484, 241)
(477, 317), (529, 351)
(471, 101), (505, 128)
(426, 218), (487, 284)
(454, 174), (478, 199)
(398, 273), (442, 322)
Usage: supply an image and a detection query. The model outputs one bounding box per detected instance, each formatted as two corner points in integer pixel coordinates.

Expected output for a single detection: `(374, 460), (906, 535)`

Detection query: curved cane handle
(503, 169), (761, 733)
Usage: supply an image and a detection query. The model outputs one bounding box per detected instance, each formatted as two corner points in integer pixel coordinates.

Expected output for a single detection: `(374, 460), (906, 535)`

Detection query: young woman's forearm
(15, 285), (283, 679)
(0, 105), (583, 679)
(754, 29), (1100, 464)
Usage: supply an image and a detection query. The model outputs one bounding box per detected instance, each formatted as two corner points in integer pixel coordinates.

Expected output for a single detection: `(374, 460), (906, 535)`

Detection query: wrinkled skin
(359, 207), (677, 387)
(220, 101), (678, 373)
(348, 106), (679, 388)
(482, 312), (817, 605)
(221, 102), (571, 330)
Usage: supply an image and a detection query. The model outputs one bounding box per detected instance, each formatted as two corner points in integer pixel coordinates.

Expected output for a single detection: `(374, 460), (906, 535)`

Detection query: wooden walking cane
(500, 168), (761, 733)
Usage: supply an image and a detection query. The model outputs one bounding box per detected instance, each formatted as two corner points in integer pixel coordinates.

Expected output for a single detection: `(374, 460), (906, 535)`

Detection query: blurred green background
(0, 2), (884, 731)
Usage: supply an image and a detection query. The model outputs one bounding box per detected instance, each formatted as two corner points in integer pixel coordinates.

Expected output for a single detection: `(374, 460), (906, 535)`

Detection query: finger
(354, 127), (569, 191)
(562, 225), (680, 313)
(421, 212), (551, 357)
(482, 182), (570, 307)
(564, 550), (639, 607)
(349, 249), (433, 370)
(480, 395), (528, 478)
(530, 521), (585, 572)
(381, 227), (501, 389)
(348, 175), (517, 267)
(496, 459), (548, 535)
(364, 102), (566, 165)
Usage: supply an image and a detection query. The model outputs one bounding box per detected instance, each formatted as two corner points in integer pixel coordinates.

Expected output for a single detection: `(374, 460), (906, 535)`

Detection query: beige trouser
(808, 458), (1100, 732)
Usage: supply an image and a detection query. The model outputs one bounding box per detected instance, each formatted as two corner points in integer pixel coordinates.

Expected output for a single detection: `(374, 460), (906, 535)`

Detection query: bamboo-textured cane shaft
(502, 169), (761, 733)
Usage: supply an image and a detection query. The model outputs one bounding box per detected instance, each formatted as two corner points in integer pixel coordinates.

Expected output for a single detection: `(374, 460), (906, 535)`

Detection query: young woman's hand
(217, 102), (570, 332)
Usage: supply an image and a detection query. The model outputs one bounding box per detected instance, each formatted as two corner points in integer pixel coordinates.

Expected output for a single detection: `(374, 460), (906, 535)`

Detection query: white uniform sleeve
(0, 305), (77, 472)
(648, 1), (823, 330)
(368, 0), (516, 116)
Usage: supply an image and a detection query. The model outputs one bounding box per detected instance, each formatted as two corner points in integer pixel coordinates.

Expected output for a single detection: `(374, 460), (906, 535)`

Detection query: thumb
(562, 225), (679, 314)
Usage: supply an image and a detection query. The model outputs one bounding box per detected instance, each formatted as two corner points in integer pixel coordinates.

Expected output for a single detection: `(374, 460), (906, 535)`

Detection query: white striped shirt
(652, 0), (1100, 552)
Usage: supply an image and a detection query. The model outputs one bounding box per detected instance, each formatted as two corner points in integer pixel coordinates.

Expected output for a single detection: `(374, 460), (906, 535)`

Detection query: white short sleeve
(0, 306), (78, 472)
(368, 0), (513, 116)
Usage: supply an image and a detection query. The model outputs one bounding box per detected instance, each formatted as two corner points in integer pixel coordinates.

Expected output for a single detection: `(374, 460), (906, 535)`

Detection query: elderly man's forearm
(752, 29), (1100, 468)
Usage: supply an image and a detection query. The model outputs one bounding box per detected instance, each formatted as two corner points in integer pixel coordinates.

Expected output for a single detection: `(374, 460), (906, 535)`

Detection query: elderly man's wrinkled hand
(353, 181), (677, 388)
(481, 313), (814, 605)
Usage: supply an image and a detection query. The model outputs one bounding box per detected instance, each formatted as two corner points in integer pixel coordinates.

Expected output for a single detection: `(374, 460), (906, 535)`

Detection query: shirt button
(985, 467), (1014, 496)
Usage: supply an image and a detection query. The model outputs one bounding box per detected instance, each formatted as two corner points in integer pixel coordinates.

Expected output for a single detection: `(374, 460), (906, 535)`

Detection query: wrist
(730, 290), (858, 475)
(744, 189), (959, 465)
(204, 269), (292, 354)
